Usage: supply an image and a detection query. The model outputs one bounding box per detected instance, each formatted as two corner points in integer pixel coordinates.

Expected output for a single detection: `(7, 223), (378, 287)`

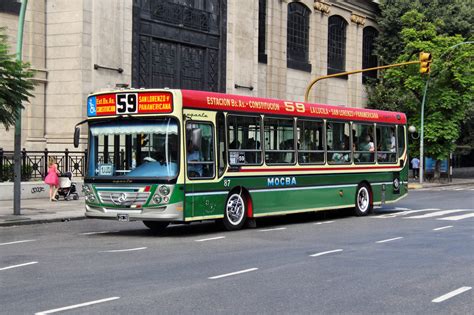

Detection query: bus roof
(181, 89), (406, 125)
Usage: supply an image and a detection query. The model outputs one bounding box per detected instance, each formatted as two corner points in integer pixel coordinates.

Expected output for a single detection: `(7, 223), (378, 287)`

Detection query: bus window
(186, 122), (215, 179)
(397, 125), (405, 157)
(216, 113), (226, 176)
(227, 115), (262, 165)
(264, 117), (295, 164)
(297, 119), (324, 164)
(376, 125), (396, 163)
(327, 121), (351, 164)
(353, 123), (375, 163)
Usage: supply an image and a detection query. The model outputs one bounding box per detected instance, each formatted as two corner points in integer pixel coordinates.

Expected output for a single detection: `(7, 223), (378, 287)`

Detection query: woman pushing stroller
(44, 157), (60, 201)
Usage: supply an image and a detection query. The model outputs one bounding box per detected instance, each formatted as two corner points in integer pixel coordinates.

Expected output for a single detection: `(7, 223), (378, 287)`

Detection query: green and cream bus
(74, 89), (408, 232)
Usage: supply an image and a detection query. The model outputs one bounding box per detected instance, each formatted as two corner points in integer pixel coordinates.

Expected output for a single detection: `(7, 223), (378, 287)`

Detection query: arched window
(258, 0), (267, 63)
(327, 15), (347, 75)
(362, 26), (379, 83)
(287, 2), (311, 72)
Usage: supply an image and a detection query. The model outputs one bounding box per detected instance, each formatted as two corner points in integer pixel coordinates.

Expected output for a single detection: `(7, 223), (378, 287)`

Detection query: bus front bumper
(85, 202), (184, 222)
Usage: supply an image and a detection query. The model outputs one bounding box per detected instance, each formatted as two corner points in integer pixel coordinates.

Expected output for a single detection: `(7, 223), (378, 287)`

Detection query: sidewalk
(1, 178), (474, 227)
(0, 197), (86, 227)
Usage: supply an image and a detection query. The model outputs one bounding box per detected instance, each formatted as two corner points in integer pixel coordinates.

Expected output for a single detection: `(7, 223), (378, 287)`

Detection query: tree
(0, 27), (35, 130)
(367, 2), (474, 180)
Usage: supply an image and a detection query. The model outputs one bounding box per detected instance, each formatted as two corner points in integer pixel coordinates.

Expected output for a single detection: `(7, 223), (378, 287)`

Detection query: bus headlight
(152, 195), (162, 204)
(158, 185), (170, 196)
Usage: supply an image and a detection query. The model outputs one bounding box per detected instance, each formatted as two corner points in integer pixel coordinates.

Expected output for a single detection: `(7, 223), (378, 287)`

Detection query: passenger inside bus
(187, 140), (203, 177)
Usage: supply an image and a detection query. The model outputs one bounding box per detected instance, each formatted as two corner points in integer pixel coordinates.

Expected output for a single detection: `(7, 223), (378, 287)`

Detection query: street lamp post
(13, 0), (28, 215)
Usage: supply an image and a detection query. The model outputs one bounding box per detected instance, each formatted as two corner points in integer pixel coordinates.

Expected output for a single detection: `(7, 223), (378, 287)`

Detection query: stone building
(0, 0), (379, 151)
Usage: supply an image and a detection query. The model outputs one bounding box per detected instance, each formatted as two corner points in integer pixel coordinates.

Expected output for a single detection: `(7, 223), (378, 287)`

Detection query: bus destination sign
(87, 92), (173, 117)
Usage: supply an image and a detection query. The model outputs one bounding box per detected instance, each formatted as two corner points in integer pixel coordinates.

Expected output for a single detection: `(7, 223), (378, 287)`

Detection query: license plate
(117, 214), (129, 222)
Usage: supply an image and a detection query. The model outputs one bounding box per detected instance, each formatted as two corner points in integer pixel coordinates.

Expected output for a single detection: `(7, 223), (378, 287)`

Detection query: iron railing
(0, 148), (87, 182)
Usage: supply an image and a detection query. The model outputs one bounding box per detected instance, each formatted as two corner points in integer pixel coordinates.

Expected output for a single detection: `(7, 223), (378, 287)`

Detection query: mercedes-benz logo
(393, 178), (400, 189)
(112, 192), (128, 205)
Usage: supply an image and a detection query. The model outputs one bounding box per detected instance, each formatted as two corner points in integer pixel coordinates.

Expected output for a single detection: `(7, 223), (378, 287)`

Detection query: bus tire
(143, 221), (169, 234)
(222, 193), (247, 231)
(354, 183), (372, 216)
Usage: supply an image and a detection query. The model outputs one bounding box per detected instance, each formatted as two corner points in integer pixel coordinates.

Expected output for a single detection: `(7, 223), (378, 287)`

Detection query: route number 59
(284, 101), (305, 113)
(116, 93), (138, 114)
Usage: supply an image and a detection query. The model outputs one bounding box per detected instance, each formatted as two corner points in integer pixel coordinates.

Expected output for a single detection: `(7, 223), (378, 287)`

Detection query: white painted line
(259, 227), (287, 232)
(432, 225), (453, 231)
(405, 209), (466, 219)
(209, 268), (258, 280)
(393, 207), (411, 210)
(0, 239), (36, 246)
(195, 236), (226, 242)
(374, 209), (440, 218)
(80, 231), (110, 235)
(100, 247), (147, 253)
(314, 221), (335, 225)
(376, 237), (403, 243)
(453, 188), (464, 191)
(437, 212), (474, 221)
(35, 296), (120, 314)
(310, 249), (343, 257)
(0, 261), (38, 271)
(432, 287), (472, 303)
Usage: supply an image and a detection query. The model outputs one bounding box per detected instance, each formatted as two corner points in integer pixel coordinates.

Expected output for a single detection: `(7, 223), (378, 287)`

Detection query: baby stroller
(56, 172), (79, 201)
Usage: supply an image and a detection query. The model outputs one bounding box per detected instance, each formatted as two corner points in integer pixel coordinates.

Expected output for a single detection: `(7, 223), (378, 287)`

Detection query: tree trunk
(434, 160), (441, 181)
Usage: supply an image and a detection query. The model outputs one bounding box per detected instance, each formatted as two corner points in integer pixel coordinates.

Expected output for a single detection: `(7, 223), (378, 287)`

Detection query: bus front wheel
(143, 221), (169, 234)
(222, 193), (247, 231)
(354, 183), (372, 216)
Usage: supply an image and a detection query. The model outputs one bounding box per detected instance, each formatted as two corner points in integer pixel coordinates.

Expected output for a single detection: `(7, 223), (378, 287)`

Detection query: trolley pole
(13, 0), (28, 215)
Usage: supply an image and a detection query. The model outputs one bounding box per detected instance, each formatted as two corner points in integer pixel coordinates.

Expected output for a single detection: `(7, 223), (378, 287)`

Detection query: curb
(408, 181), (474, 190)
(0, 216), (86, 227)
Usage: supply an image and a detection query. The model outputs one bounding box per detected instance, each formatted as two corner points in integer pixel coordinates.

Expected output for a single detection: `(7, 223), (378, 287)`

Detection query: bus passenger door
(184, 111), (218, 218)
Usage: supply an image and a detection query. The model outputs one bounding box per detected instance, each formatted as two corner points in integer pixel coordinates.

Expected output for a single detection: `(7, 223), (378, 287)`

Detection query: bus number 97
(116, 93), (138, 114)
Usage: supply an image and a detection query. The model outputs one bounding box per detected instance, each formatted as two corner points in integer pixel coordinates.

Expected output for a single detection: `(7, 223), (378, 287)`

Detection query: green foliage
(368, 4), (474, 161)
(1, 163), (32, 182)
(0, 27), (35, 130)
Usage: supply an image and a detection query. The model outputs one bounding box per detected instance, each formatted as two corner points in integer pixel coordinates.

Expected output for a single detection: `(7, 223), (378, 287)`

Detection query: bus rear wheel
(143, 221), (169, 234)
(354, 183), (372, 216)
(222, 193), (247, 231)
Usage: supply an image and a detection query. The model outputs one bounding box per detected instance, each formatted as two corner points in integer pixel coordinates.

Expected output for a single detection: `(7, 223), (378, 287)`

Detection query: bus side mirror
(73, 127), (80, 148)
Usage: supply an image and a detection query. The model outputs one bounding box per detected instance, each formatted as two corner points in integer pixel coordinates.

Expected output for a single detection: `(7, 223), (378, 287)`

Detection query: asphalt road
(1, 185), (473, 314)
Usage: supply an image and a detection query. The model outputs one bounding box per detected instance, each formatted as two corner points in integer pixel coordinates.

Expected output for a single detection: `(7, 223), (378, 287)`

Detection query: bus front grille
(97, 191), (150, 207)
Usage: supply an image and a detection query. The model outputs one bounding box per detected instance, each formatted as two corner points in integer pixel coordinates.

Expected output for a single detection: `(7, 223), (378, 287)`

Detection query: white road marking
(0, 239), (36, 246)
(376, 237), (403, 243)
(0, 261), (38, 271)
(259, 227), (287, 232)
(437, 212), (474, 221)
(35, 296), (120, 314)
(100, 247), (147, 253)
(374, 209), (439, 218)
(314, 221), (335, 225)
(432, 225), (453, 231)
(80, 231), (110, 235)
(209, 268), (258, 280)
(453, 188), (464, 191)
(310, 249), (343, 257)
(195, 236), (226, 242)
(393, 207), (411, 210)
(405, 209), (466, 219)
(432, 287), (472, 303)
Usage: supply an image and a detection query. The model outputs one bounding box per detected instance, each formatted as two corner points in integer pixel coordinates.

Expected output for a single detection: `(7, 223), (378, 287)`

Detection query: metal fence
(0, 148), (87, 182)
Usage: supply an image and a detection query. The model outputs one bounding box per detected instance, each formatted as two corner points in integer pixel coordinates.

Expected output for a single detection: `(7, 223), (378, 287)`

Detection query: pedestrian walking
(411, 157), (420, 179)
(44, 157), (60, 201)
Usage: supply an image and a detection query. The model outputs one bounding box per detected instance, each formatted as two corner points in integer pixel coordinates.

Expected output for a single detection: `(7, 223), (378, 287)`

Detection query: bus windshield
(88, 118), (179, 179)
